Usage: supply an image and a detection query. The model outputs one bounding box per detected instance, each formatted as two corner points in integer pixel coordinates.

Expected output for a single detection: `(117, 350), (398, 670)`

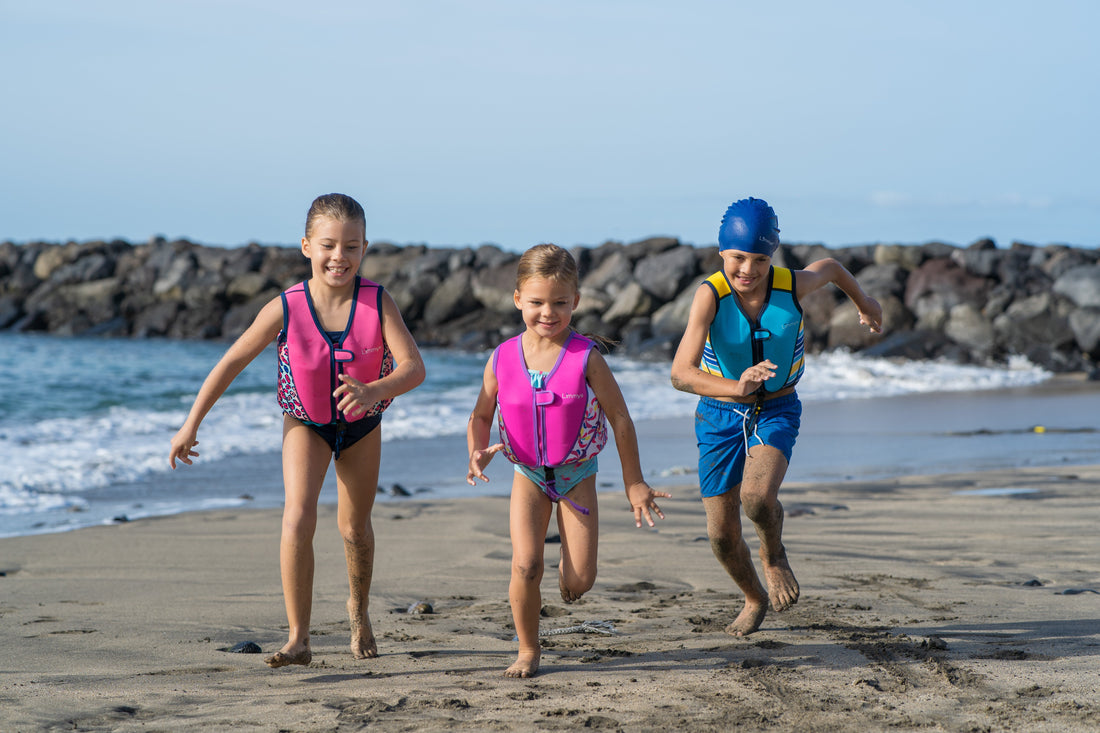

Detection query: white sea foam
(0, 349), (1052, 518)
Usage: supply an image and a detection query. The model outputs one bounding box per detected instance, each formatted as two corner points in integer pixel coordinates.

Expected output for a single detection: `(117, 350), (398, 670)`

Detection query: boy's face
(720, 248), (772, 295)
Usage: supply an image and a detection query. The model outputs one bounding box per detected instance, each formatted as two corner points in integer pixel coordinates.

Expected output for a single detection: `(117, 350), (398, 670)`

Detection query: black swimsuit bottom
(307, 414), (382, 459)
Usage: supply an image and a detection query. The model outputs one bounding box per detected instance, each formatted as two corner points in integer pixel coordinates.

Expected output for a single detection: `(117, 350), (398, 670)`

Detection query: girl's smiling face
(301, 216), (366, 288)
(514, 275), (579, 342)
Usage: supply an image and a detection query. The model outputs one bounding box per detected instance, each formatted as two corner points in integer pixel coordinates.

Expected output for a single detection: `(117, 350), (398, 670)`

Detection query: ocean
(1, 331), (1096, 538)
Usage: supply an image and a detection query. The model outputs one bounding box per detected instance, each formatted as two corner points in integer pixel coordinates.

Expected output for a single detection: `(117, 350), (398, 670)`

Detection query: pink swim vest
(277, 277), (393, 425)
(493, 332), (608, 468)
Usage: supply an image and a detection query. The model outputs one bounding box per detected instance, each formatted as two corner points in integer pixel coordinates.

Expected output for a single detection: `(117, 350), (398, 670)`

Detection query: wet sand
(3, 462), (1099, 731)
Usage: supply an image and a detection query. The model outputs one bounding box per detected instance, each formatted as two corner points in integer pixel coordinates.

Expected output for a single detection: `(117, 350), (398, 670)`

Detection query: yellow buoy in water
(1033, 425), (1047, 434)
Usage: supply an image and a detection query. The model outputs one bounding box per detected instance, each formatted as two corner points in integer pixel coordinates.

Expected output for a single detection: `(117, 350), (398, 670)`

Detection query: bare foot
(559, 576), (583, 603)
(504, 650), (541, 678)
(265, 644), (311, 668)
(348, 598), (378, 659)
(724, 598), (768, 636)
(762, 547), (800, 611)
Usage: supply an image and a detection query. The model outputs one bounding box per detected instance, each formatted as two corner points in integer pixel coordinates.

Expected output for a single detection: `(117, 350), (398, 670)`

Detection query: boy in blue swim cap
(671, 197), (883, 636)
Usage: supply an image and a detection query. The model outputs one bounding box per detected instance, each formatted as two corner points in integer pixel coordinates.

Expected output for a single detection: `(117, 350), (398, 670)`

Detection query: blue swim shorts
(695, 393), (801, 498)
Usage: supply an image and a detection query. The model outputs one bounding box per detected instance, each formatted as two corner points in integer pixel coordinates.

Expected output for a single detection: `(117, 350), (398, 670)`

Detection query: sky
(2, 0), (1098, 252)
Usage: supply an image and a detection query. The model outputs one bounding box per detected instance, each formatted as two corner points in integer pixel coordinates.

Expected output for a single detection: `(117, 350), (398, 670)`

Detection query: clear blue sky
(3, 1), (1097, 251)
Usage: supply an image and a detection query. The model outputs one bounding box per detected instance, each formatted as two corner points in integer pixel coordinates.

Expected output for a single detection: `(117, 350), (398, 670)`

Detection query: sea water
(0, 331), (1091, 538)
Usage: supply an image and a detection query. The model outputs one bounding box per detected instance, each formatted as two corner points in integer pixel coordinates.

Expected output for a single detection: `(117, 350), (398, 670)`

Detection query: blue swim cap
(718, 197), (780, 255)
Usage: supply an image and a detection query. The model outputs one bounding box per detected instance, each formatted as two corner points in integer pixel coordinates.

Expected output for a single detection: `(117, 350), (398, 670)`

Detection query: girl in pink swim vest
(466, 243), (669, 679)
(169, 193), (425, 669)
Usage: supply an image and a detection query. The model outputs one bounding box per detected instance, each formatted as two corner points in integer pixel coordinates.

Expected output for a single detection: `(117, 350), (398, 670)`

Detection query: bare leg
(267, 416), (330, 667)
(555, 477), (599, 603)
(702, 490), (769, 636)
(334, 426), (381, 659)
(507, 474), (553, 678)
(741, 444), (799, 612)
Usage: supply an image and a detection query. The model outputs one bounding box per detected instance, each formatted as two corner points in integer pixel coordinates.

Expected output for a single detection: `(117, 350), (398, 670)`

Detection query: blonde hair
(515, 243), (579, 293)
(304, 193), (366, 238)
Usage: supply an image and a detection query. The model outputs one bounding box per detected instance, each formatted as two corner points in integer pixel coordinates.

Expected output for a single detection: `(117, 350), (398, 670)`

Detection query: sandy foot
(348, 599), (378, 659)
(505, 650), (541, 678)
(724, 598), (768, 636)
(763, 548), (800, 612)
(264, 645), (312, 668)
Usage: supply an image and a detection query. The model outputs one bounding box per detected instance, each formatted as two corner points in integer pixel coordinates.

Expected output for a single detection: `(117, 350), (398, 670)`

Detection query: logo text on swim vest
(562, 393), (585, 400)
(362, 346), (382, 354)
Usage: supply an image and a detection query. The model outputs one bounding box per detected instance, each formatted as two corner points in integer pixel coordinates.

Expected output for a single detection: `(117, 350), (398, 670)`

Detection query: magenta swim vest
(277, 277), (393, 425)
(493, 332), (608, 468)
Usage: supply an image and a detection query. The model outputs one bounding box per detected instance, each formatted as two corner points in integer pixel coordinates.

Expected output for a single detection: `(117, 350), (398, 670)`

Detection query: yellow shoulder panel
(772, 267), (793, 292)
(706, 271), (731, 299)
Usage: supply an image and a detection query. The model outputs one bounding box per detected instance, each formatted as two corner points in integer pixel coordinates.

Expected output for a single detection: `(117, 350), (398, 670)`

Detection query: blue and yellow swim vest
(699, 267), (805, 395)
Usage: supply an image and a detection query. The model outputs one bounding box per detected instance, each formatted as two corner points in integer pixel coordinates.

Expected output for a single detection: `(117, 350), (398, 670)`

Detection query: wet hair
(515, 243), (579, 293)
(304, 193), (366, 239)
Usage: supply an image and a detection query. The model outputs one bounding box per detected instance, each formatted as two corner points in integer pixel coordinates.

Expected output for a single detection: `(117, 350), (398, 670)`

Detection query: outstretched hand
(168, 431), (199, 469)
(467, 443), (505, 485)
(859, 297), (884, 333)
(626, 481), (670, 528)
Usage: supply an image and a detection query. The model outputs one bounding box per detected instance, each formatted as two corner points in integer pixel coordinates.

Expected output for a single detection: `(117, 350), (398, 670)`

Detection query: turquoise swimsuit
(513, 370), (597, 512)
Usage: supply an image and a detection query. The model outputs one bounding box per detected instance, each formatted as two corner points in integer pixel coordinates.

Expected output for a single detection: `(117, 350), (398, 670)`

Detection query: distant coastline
(1, 236), (1098, 374)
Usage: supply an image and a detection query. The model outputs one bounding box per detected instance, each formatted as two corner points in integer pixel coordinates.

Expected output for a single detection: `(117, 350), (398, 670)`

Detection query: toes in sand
(505, 651), (541, 678)
(264, 646), (312, 668)
(725, 599), (768, 636)
(348, 602), (378, 659)
(559, 578), (583, 604)
(764, 560), (800, 612)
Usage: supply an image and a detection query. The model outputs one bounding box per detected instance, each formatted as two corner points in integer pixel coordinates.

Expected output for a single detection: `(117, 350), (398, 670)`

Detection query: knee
(742, 494), (779, 525)
(512, 557), (544, 583)
(709, 532), (741, 559)
(282, 506), (318, 538)
(338, 517), (373, 546)
(708, 515), (744, 547)
(339, 524), (373, 547)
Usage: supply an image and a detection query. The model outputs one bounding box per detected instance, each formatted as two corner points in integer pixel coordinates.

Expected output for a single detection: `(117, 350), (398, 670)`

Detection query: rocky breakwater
(1, 236), (1098, 375)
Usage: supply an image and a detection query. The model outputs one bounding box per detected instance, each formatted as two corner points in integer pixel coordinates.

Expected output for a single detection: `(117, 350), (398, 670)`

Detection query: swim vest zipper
(305, 278), (361, 425)
(519, 335), (573, 467)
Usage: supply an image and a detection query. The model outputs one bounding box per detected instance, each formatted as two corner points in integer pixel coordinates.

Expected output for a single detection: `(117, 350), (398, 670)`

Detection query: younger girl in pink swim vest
(466, 243), (669, 679)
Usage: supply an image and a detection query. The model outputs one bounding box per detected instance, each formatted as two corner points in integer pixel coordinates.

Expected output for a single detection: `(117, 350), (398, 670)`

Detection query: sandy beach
(3, 459), (1099, 732)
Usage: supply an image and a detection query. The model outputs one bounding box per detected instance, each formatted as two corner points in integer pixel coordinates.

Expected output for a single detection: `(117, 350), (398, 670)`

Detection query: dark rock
(471, 260), (520, 314)
(633, 245), (697, 302)
(905, 257), (991, 328)
(603, 282), (653, 327)
(1, 236), (1098, 371)
(423, 268), (479, 326)
(0, 296), (23, 329)
(221, 641), (262, 653)
(581, 250), (634, 299)
(1068, 308), (1100, 355)
(1053, 265), (1100, 308)
(623, 236), (679, 260)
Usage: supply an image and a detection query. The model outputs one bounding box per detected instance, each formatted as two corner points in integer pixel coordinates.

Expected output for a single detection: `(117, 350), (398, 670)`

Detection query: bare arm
(669, 286), (777, 399)
(466, 357), (504, 485)
(586, 350), (669, 528)
(168, 296), (283, 468)
(797, 258), (883, 333)
(335, 290), (426, 417)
